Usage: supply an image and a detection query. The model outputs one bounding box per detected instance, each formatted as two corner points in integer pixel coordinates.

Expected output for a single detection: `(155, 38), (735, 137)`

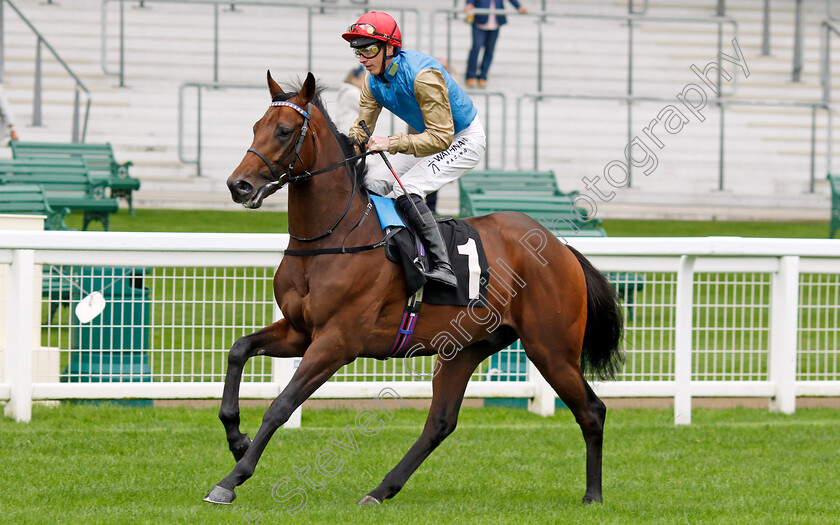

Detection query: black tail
(567, 245), (625, 380)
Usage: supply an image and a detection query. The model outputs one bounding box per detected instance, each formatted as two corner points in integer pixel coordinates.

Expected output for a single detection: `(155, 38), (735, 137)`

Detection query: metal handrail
(102, 0), (420, 87)
(472, 90), (506, 170)
(179, 82), (390, 177)
(431, 8), (739, 96)
(628, 0), (650, 15)
(178, 81), (506, 176)
(516, 92), (831, 193)
(821, 20), (840, 105)
(0, 0), (91, 142)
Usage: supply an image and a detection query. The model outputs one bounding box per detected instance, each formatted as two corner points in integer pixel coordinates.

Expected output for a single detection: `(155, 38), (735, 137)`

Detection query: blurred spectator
(465, 0), (529, 88)
(336, 65), (366, 134)
(0, 85), (20, 142)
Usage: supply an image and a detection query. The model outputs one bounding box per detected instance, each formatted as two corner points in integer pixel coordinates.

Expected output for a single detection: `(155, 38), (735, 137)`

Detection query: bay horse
(204, 71), (624, 506)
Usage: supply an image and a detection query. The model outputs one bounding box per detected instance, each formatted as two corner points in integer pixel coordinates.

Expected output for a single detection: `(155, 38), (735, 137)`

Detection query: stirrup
(425, 264), (457, 288)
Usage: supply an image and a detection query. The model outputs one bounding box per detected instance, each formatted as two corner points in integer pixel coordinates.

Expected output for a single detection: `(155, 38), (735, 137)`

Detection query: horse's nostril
(233, 180), (253, 196)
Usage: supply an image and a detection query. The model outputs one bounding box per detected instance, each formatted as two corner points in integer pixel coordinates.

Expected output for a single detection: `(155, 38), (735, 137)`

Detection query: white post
(527, 358), (555, 416)
(674, 255), (696, 425)
(769, 256), (799, 414)
(271, 303), (301, 429)
(4, 250), (35, 423)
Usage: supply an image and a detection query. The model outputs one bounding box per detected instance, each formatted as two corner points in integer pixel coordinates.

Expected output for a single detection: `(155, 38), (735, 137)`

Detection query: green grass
(65, 208), (289, 233)
(1, 404), (838, 524)
(65, 207), (830, 238)
(601, 218), (829, 238)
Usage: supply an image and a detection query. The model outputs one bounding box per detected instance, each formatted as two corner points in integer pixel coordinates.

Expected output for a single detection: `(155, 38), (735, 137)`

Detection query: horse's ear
(300, 72), (316, 104)
(267, 70), (283, 99)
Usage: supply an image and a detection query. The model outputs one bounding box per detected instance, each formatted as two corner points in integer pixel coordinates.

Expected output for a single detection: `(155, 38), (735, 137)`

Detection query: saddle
(370, 195), (489, 306)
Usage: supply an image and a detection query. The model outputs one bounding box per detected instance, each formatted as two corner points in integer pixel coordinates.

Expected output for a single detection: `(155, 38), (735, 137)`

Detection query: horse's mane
(273, 79), (368, 192)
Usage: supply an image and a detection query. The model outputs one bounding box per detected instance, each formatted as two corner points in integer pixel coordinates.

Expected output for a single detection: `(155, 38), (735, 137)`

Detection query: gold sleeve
(388, 68), (455, 157)
(347, 75), (383, 146)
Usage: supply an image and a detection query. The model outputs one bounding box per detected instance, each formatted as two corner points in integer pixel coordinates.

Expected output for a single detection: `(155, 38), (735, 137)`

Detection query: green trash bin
(63, 266), (152, 386)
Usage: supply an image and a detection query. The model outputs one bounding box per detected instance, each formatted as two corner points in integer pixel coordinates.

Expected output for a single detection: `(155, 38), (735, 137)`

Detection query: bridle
(247, 100), (314, 186)
(246, 99), (372, 243)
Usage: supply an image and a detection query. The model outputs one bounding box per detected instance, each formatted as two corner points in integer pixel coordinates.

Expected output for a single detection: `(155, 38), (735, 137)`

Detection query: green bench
(0, 183), (71, 231)
(830, 174), (839, 239)
(0, 158), (118, 230)
(459, 169), (566, 196)
(10, 141), (139, 214)
(459, 170), (605, 235)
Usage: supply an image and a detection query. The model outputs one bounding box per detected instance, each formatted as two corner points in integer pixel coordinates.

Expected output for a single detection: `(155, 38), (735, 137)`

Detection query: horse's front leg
(219, 319), (309, 461)
(205, 338), (351, 505)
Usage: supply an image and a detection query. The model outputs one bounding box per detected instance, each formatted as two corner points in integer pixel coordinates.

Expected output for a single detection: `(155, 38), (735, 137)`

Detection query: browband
(270, 100), (311, 119)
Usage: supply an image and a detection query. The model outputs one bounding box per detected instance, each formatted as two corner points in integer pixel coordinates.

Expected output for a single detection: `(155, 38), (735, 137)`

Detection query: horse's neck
(286, 143), (369, 244)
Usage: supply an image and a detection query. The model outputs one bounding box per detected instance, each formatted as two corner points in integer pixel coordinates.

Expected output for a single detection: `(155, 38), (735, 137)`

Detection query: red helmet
(342, 11), (402, 48)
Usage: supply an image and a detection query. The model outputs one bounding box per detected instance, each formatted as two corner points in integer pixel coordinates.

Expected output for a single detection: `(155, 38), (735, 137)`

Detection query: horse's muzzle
(228, 177), (281, 209)
(228, 179), (254, 204)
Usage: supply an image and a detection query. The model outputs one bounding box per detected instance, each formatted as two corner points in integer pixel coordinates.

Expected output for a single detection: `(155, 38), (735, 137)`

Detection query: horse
(204, 71), (624, 506)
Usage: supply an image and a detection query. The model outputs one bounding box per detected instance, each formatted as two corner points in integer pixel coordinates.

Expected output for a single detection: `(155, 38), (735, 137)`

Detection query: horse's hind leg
(219, 319), (308, 461)
(524, 337), (607, 504)
(361, 329), (516, 505)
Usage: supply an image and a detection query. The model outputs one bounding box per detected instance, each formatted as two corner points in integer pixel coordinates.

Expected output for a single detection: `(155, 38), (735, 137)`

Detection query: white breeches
(364, 116), (486, 198)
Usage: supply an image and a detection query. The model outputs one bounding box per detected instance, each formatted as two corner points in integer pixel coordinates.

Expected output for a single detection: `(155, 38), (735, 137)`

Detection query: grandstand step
(0, 0), (833, 220)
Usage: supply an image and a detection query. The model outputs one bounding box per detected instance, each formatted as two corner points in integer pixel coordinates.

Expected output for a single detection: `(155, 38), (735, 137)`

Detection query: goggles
(347, 22), (390, 41)
(353, 43), (382, 59)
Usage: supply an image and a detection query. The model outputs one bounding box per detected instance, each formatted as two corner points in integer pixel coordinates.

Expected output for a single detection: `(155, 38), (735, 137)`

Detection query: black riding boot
(397, 194), (457, 288)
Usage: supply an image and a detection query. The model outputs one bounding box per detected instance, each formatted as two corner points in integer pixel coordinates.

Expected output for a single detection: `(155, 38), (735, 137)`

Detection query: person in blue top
(465, 0), (529, 88)
(343, 11), (487, 288)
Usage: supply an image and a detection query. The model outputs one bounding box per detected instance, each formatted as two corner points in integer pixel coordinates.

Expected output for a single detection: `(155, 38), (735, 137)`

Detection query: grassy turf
(1, 404), (838, 524)
(65, 207), (830, 238)
(600, 218), (830, 239)
(64, 208), (289, 233)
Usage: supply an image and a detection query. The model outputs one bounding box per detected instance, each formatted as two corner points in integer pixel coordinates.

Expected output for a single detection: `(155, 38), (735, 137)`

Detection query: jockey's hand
(367, 136), (391, 153)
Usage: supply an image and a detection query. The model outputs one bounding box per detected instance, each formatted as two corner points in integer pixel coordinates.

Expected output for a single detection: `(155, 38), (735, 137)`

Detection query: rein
(247, 98), (386, 250)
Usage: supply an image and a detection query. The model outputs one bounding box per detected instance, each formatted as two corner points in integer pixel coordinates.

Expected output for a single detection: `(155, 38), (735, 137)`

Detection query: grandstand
(0, 0), (837, 220)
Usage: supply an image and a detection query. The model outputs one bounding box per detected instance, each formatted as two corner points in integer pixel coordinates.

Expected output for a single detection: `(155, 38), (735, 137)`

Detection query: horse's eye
(277, 127), (293, 139)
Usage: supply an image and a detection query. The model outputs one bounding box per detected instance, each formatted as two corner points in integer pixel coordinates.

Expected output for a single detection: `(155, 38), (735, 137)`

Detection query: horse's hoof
(581, 495), (603, 505)
(231, 434), (252, 462)
(204, 484), (237, 505)
(357, 495), (381, 506)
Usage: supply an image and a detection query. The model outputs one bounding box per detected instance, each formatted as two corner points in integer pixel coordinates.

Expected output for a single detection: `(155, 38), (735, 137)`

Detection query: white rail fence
(2, 232), (839, 426)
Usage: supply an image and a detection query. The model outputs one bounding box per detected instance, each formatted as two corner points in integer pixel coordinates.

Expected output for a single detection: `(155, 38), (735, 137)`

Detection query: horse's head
(227, 71), (318, 208)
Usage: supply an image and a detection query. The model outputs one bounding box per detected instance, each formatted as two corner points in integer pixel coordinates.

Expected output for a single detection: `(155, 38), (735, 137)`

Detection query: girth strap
(283, 227), (399, 256)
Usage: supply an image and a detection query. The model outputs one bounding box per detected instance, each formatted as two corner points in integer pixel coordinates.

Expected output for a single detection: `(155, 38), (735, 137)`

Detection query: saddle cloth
(370, 195), (489, 306)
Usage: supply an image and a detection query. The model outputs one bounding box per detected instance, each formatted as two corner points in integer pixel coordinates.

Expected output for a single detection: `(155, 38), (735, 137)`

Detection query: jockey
(343, 11), (487, 288)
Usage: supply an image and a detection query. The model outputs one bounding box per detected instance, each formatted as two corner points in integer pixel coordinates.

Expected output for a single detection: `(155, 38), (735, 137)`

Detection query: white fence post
(527, 358), (555, 416)
(769, 255), (799, 414)
(674, 255), (696, 425)
(271, 302), (301, 429)
(4, 250), (35, 423)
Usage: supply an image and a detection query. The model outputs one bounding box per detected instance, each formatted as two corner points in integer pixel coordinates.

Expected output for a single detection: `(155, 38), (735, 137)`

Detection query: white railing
(2, 232), (839, 425)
